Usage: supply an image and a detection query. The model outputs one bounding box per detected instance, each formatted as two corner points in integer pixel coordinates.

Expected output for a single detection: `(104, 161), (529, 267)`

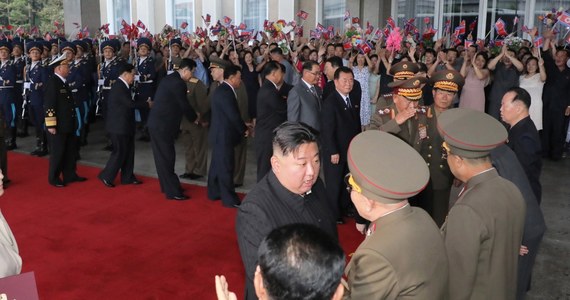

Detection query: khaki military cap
(389, 61), (420, 80)
(438, 108), (507, 158)
(430, 70), (465, 93)
(209, 56), (232, 69)
(347, 130), (429, 203)
(388, 76), (426, 101)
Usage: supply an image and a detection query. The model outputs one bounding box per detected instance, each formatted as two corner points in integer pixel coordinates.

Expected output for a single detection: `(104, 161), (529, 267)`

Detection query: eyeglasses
(441, 142), (451, 160)
(344, 173), (362, 193)
(307, 71), (321, 76)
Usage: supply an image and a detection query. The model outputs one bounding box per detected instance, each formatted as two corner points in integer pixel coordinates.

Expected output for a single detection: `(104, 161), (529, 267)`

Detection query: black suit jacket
(44, 75), (77, 134)
(147, 72), (197, 137)
(208, 82), (247, 147)
(507, 116), (542, 201)
(323, 79), (362, 105)
(106, 79), (144, 135)
(255, 80), (287, 145)
(320, 90), (361, 159)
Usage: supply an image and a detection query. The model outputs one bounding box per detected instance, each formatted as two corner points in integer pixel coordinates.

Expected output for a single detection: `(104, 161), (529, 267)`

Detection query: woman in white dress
(349, 53), (375, 129)
(519, 54), (546, 131)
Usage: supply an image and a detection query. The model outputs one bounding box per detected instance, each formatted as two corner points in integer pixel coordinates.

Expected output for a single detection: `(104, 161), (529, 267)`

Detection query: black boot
(30, 137), (42, 156)
(17, 119), (29, 137)
(6, 128), (17, 150)
(36, 133), (48, 157)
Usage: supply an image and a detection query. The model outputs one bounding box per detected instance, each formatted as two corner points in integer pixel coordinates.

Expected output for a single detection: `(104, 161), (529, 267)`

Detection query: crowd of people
(0, 20), (567, 299)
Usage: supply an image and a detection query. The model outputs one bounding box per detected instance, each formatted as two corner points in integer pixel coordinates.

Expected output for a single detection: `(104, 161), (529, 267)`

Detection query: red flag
(343, 41), (353, 50)
(238, 23), (247, 30)
(352, 17), (360, 24)
(513, 16), (519, 26)
(344, 10), (351, 21)
(15, 26), (24, 35)
(45, 32), (52, 41)
(423, 17), (431, 24)
(464, 40), (474, 48)
(223, 16), (232, 26)
(316, 23), (325, 32)
(297, 10), (309, 20)
(136, 20), (146, 30)
(495, 18), (508, 36)
(358, 41), (373, 54)
(6, 24), (12, 31)
(476, 39), (485, 49)
(386, 17), (396, 29)
(327, 25), (334, 33)
(180, 21), (188, 29)
(557, 11), (570, 27)
(494, 39), (504, 47)
(121, 19), (129, 29)
(533, 36), (544, 48)
(469, 20), (477, 32)
(30, 26), (39, 35)
(202, 14), (211, 26)
(120, 27), (128, 35)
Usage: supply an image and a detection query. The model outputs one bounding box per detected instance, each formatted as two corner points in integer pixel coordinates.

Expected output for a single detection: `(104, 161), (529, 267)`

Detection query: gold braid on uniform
(394, 71), (415, 80)
(396, 88), (422, 100)
(45, 109), (57, 126)
(434, 81), (459, 92)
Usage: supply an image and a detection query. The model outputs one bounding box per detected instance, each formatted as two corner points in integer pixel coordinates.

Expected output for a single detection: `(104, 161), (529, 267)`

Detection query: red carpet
(0, 152), (363, 299)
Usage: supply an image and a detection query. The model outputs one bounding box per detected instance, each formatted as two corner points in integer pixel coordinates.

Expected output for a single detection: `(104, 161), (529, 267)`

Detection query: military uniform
(233, 83), (249, 186)
(343, 130), (448, 299)
(12, 41), (26, 137)
(134, 38), (157, 141)
(167, 38), (183, 72)
(0, 41), (18, 150)
(376, 61), (419, 107)
(180, 77), (209, 178)
(98, 40), (124, 119)
(25, 42), (50, 156)
(67, 41), (91, 147)
(438, 108), (526, 300)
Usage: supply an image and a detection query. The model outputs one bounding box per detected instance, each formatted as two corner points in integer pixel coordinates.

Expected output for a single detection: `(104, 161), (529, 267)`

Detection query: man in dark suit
(44, 54), (86, 187)
(500, 87), (543, 203)
(323, 56), (362, 106)
(207, 65), (248, 208)
(254, 61), (287, 182)
(147, 58), (197, 200)
(98, 64), (147, 187)
(287, 61), (323, 131)
(321, 67), (361, 221)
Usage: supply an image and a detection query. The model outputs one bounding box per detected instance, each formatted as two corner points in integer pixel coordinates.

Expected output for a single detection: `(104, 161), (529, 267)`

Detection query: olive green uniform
(180, 77), (209, 177)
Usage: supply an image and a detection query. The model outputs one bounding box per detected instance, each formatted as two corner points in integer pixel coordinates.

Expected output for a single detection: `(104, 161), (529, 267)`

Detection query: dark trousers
(207, 143), (240, 206)
(99, 134), (136, 184)
(0, 95), (16, 129)
(0, 131), (6, 178)
(149, 128), (183, 198)
(47, 131), (79, 184)
(29, 105), (45, 137)
(542, 108), (567, 160)
(517, 232), (545, 300)
(323, 159), (350, 219)
(254, 139), (272, 183)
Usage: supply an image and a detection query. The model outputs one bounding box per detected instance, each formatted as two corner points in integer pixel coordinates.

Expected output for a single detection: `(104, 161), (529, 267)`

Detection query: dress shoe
(30, 149), (40, 156)
(103, 145), (113, 151)
(336, 217), (345, 225)
(99, 177), (115, 188)
(179, 173), (203, 180)
(50, 181), (65, 188)
(123, 179), (142, 185)
(36, 150), (48, 157)
(234, 183), (243, 188)
(223, 202), (241, 208)
(166, 195), (190, 201)
(69, 176), (87, 183)
(6, 143), (17, 151)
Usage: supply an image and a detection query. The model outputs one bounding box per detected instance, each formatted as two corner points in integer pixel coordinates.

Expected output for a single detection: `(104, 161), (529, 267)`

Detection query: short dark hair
(333, 66), (353, 80)
(118, 63), (135, 76)
(258, 224), (345, 300)
(223, 65), (242, 80)
(270, 47), (283, 55)
(272, 122), (319, 156)
(506, 87), (531, 109)
(302, 60), (319, 72)
(262, 61), (285, 78)
(179, 58), (197, 71)
(325, 56), (343, 69)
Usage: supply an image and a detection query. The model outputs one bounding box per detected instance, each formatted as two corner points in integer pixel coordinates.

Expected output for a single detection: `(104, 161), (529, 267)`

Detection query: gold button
(429, 145), (432, 149)
(440, 165), (444, 169)
(428, 154), (431, 158)
(427, 163), (430, 167)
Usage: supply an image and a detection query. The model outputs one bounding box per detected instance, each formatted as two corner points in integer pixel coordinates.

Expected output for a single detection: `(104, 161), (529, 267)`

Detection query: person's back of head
(255, 224), (345, 300)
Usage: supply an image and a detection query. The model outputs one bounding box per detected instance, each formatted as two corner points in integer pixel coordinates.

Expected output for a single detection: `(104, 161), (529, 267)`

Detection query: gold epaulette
(45, 109), (57, 127)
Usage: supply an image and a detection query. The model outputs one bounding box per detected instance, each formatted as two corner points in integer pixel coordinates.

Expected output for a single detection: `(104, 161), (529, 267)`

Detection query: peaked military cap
(59, 41), (76, 54)
(347, 130), (429, 203)
(0, 40), (12, 52)
(11, 37), (24, 50)
(25, 41), (41, 53)
(437, 108), (507, 159)
(49, 53), (70, 67)
(101, 40), (116, 52)
(388, 76), (426, 101)
(170, 38), (182, 48)
(430, 70), (464, 93)
(73, 40), (88, 52)
(389, 61), (420, 80)
(209, 56), (232, 69)
(137, 38), (152, 50)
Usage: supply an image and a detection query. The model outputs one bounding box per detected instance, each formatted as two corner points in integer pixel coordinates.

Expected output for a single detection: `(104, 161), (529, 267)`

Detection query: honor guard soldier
(12, 38), (27, 138)
(68, 40), (91, 146)
(377, 61), (420, 107)
(438, 108), (526, 300)
(179, 59), (209, 180)
(418, 70), (465, 226)
(369, 76), (428, 152)
(40, 40), (52, 67)
(0, 40), (18, 150)
(98, 39), (124, 119)
(134, 37), (157, 141)
(25, 41), (50, 156)
(167, 38), (183, 72)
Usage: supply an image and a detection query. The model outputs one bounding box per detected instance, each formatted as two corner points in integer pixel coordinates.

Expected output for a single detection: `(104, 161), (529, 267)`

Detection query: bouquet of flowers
(158, 24), (180, 47)
(504, 36), (523, 52)
(386, 27), (403, 53)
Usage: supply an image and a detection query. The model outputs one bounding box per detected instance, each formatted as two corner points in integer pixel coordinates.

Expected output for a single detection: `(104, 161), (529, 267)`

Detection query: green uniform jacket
(181, 77), (209, 130)
(442, 169), (526, 300)
(344, 205), (448, 299)
(368, 104), (427, 152)
(420, 105), (453, 190)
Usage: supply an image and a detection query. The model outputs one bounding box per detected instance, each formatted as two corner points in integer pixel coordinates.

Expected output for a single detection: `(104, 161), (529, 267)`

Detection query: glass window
(534, 0), (570, 34)
(397, 0), (436, 35)
(242, 0), (267, 31)
(173, 0), (194, 31)
(322, 0), (345, 33)
(113, 0), (130, 34)
(485, 0), (525, 40)
(442, 0), (479, 40)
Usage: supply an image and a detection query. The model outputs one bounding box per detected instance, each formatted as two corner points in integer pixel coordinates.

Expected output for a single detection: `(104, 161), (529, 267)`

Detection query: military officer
(25, 41), (50, 156)
(98, 39), (124, 120)
(438, 108), (526, 299)
(369, 76), (428, 152)
(167, 38), (183, 72)
(40, 40), (52, 67)
(134, 37), (157, 141)
(343, 130), (448, 299)
(0, 40), (18, 150)
(376, 60), (420, 107)
(179, 61), (209, 180)
(68, 40), (91, 149)
(418, 70), (465, 226)
(12, 38), (27, 138)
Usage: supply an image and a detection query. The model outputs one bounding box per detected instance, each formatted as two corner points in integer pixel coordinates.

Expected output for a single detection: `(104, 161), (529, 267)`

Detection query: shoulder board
(377, 107), (392, 115)
(189, 78), (199, 83)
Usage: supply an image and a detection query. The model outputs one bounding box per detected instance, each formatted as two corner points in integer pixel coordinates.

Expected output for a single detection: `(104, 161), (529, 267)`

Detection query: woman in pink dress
(459, 52), (490, 112)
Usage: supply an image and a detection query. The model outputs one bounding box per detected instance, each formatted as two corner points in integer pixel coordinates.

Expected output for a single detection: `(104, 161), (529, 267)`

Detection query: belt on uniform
(102, 86), (111, 90)
(71, 89), (78, 93)
(0, 86), (14, 89)
(15, 80), (24, 84)
(138, 80), (153, 84)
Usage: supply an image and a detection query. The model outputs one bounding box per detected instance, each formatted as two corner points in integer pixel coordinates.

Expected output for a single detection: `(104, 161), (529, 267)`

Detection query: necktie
(345, 97), (352, 108)
(309, 86), (318, 99)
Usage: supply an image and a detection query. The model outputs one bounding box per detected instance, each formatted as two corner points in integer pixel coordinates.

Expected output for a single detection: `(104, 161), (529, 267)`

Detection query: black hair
(524, 56), (538, 74)
(223, 65), (242, 80)
(506, 87), (531, 109)
(122, 42), (130, 46)
(179, 58), (197, 71)
(272, 122), (319, 156)
(302, 60), (319, 72)
(424, 48), (437, 57)
(258, 224), (345, 300)
(325, 56), (343, 69)
(118, 63), (135, 76)
(270, 47), (283, 55)
(333, 66), (353, 80)
(262, 61), (285, 79)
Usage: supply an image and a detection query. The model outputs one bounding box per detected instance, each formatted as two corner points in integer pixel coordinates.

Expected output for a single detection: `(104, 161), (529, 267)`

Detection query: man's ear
(270, 155), (280, 174)
(254, 265), (268, 300)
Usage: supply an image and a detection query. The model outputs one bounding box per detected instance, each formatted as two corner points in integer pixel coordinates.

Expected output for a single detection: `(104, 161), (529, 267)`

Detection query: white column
(203, 0), (222, 26)
(64, 0), (82, 37)
(478, 0), (489, 40)
(136, 0), (155, 33)
(278, 0), (295, 21)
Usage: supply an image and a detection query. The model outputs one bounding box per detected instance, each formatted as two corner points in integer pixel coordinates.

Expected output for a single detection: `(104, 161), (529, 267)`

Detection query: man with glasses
(438, 108), (526, 299)
(419, 70), (464, 226)
(287, 61), (323, 131)
(342, 130), (448, 298)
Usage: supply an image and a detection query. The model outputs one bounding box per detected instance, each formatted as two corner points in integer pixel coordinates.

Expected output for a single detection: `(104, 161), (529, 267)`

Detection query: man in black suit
(147, 58), (197, 200)
(321, 67), (362, 221)
(44, 54), (87, 187)
(98, 64), (148, 187)
(207, 65), (248, 208)
(500, 87), (542, 203)
(254, 61), (287, 182)
(323, 56), (362, 105)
